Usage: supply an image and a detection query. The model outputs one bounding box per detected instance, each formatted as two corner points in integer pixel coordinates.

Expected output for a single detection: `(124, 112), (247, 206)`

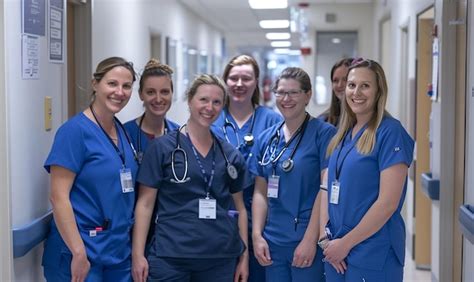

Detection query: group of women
(43, 54), (414, 282)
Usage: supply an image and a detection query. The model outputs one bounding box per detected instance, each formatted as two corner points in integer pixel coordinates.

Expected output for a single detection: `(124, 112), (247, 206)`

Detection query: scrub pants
(43, 253), (131, 282)
(248, 244), (266, 282)
(266, 241), (325, 282)
(324, 248), (403, 282)
(147, 255), (237, 282)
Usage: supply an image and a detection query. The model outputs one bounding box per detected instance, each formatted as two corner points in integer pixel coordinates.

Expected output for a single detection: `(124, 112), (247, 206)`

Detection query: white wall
(91, 0), (224, 125)
(4, 0), (66, 279)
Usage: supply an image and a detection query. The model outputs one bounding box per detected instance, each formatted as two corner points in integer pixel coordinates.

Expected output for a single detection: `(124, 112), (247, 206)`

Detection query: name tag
(330, 180), (340, 205)
(199, 198), (217, 219)
(120, 168), (134, 193)
(267, 175), (280, 198)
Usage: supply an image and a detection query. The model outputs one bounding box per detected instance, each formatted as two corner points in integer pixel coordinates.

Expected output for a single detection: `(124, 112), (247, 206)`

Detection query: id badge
(199, 198), (217, 219)
(267, 175), (280, 198)
(330, 180), (340, 204)
(120, 168), (134, 193)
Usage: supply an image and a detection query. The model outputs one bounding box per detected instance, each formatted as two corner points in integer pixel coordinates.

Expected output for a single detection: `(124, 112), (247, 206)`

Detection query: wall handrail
(421, 172), (440, 200)
(459, 204), (474, 244)
(12, 210), (53, 258)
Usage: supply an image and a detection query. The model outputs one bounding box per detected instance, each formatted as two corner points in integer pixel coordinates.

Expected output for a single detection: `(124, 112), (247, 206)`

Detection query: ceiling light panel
(266, 32), (290, 40)
(271, 41), (291, 47)
(259, 20), (290, 29)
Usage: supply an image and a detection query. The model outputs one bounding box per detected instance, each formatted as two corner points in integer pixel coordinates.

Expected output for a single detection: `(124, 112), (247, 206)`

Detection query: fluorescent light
(259, 20), (290, 29)
(267, 60), (277, 69)
(274, 48), (290, 54)
(249, 0), (287, 9)
(266, 32), (290, 40)
(271, 41), (291, 47)
(332, 38), (341, 44)
(289, 49), (302, 56)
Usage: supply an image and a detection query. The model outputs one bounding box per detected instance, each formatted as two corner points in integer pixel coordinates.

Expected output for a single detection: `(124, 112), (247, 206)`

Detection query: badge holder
(120, 167), (134, 193)
(199, 193), (216, 219)
(267, 174), (280, 198)
(330, 180), (340, 204)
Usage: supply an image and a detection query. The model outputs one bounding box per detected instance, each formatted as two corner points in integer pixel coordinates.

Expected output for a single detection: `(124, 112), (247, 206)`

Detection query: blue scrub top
(327, 116), (414, 271)
(124, 117), (179, 155)
(137, 130), (253, 258)
(211, 106), (282, 213)
(249, 117), (336, 247)
(43, 112), (138, 266)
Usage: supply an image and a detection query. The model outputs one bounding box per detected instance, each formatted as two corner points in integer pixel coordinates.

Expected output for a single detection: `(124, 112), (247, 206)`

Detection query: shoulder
(376, 116), (414, 145)
(255, 106), (282, 122)
(165, 118), (180, 131)
(56, 113), (89, 136)
(308, 117), (336, 136)
(123, 118), (139, 131)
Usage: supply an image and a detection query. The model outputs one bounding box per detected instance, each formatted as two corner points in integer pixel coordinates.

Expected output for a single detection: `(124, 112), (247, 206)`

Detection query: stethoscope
(222, 109), (256, 149)
(258, 113), (310, 172)
(136, 113), (169, 163)
(170, 124), (238, 184)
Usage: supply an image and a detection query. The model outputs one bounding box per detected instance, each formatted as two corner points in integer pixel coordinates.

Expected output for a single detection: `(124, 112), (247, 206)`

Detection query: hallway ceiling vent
(325, 13), (337, 23)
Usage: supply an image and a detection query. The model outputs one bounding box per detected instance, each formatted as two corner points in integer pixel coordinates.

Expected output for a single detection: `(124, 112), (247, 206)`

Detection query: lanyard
(137, 113), (169, 154)
(187, 132), (216, 197)
(90, 105), (127, 167)
(334, 125), (367, 180)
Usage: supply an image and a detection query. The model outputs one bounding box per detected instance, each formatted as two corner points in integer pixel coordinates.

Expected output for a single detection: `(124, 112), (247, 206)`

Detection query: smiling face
(139, 75), (173, 118)
(92, 66), (134, 115)
(345, 67), (378, 123)
(188, 84), (225, 128)
(275, 78), (311, 122)
(226, 64), (257, 105)
(332, 65), (349, 100)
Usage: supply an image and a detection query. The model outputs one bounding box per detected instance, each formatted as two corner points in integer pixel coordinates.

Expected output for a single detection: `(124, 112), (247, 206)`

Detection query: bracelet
(319, 184), (328, 191)
(317, 236), (329, 249)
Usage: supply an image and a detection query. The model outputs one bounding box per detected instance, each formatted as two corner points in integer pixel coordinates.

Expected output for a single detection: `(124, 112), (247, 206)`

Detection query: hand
(292, 238), (316, 268)
(329, 260), (347, 274)
(323, 238), (351, 265)
(252, 235), (273, 266)
(234, 253), (249, 282)
(71, 253), (90, 282)
(132, 255), (149, 282)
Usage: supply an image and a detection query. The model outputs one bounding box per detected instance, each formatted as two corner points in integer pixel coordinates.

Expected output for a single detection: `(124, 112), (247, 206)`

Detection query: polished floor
(404, 252), (431, 282)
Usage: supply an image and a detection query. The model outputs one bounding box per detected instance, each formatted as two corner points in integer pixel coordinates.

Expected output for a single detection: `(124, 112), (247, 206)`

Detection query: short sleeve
(136, 140), (164, 189)
(228, 150), (252, 194)
(44, 120), (85, 174)
(377, 120), (415, 171)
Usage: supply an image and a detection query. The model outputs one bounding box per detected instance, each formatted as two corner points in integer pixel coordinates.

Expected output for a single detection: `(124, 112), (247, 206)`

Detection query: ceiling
(179, 0), (374, 53)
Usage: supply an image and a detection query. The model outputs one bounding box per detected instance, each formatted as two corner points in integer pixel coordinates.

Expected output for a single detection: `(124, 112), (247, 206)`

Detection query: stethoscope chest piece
(227, 164), (238, 180)
(243, 133), (254, 146)
(281, 158), (294, 172)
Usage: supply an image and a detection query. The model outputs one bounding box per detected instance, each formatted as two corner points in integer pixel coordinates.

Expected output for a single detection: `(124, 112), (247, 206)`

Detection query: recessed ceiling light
(259, 20), (290, 29)
(266, 32), (291, 40)
(249, 0), (287, 9)
(271, 41), (291, 47)
(332, 38), (341, 44)
(274, 48), (290, 54)
(289, 49), (302, 56)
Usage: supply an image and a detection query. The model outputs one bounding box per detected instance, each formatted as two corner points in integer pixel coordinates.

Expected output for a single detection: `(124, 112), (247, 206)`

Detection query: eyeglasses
(273, 89), (305, 98)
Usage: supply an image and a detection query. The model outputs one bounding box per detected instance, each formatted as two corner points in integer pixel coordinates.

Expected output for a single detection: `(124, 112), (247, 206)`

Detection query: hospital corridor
(1, 0), (474, 281)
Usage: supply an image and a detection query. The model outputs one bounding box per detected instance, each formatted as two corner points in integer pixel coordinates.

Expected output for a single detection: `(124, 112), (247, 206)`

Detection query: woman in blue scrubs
(317, 58), (353, 127)
(250, 67), (336, 282)
(124, 58), (179, 164)
(211, 54), (282, 282)
(43, 57), (138, 282)
(320, 58), (414, 281)
(132, 74), (251, 282)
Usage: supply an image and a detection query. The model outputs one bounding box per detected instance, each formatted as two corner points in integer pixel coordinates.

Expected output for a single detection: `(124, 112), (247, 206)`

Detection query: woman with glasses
(318, 58), (354, 127)
(132, 74), (251, 282)
(250, 67), (336, 282)
(320, 59), (414, 281)
(43, 57), (138, 281)
(211, 54), (282, 282)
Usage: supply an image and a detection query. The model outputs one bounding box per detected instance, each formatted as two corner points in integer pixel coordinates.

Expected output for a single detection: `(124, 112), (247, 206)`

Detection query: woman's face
(92, 66), (134, 114)
(226, 64), (257, 105)
(139, 76), (173, 118)
(346, 67), (378, 121)
(332, 65), (349, 100)
(274, 78), (311, 122)
(188, 84), (225, 128)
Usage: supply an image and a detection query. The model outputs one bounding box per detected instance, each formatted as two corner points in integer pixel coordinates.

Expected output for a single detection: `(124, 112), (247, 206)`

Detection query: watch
(318, 236), (329, 250)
